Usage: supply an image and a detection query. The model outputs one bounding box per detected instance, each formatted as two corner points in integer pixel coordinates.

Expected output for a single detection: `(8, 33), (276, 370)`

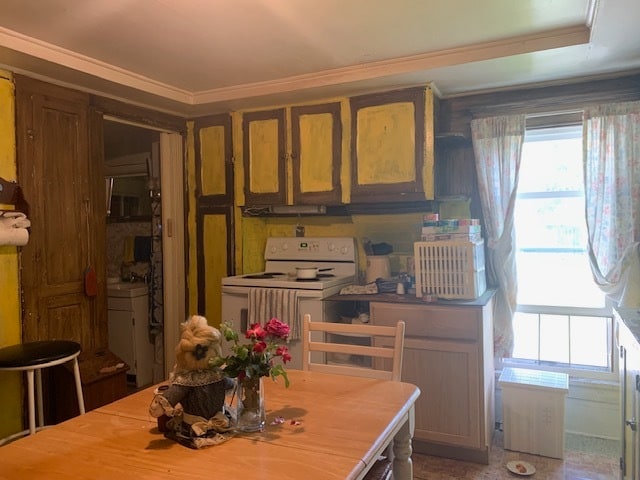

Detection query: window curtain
(583, 101), (640, 308)
(471, 115), (525, 358)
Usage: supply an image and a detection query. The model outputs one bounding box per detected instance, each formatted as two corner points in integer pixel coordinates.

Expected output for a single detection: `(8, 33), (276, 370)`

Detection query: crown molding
(0, 24), (590, 108)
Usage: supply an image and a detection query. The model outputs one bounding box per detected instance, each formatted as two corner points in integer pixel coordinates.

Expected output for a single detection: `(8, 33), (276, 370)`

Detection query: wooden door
(15, 75), (106, 349)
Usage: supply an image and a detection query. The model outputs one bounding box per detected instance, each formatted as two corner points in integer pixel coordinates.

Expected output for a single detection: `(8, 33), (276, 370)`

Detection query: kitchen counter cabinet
(369, 294), (494, 464)
(616, 307), (640, 479)
(349, 86), (435, 203)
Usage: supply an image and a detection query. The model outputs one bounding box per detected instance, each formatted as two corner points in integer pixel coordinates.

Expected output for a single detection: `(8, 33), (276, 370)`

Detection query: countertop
(616, 306), (640, 345)
(324, 288), (496, 307)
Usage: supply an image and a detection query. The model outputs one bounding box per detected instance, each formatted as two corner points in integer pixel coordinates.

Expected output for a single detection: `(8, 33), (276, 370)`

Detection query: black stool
(0, 340), (85, 444)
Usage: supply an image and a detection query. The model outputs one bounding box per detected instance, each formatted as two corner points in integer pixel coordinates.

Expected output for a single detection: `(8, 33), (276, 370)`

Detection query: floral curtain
(471, 115), (525, 358)
(583, 101), (640, 308)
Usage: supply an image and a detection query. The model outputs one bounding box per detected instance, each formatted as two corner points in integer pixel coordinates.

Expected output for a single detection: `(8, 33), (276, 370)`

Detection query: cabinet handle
(625, 418), (637, 431)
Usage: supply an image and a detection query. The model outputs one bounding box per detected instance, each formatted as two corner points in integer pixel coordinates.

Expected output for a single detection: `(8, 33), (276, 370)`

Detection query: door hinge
(635, 374), (640, 392)
(620, 456), (625, 472)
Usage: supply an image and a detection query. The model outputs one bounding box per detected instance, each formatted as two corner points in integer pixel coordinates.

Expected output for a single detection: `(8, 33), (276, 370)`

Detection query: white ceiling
(0, 0), (638, 116)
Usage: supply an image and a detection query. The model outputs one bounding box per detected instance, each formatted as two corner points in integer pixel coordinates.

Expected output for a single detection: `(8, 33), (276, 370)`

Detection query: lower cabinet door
(403, 336), (482, 449)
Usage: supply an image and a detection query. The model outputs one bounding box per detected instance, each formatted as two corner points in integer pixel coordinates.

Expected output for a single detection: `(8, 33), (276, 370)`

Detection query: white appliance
(221, 237), (358, 370)
(107, 283), (155, 388)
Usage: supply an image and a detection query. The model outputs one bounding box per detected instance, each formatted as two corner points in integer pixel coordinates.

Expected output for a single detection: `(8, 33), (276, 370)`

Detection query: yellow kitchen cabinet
(242, 103), (342, 207)
(194, 113), (233, 204)
(350, 86), (435, 203)
(192, 113), (235, 319)
(290, 102), (342, 205)
(370, 292), (495, 464)
(242, 108), (287, 206)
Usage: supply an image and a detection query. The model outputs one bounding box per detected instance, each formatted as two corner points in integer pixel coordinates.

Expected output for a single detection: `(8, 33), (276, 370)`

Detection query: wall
(240, 212), (427, 279)
(106, 221), (153, 279)
(0, 70), (23, 438)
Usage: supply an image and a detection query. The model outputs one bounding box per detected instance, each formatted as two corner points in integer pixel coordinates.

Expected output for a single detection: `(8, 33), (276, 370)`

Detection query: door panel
(16, 75), (104, 349)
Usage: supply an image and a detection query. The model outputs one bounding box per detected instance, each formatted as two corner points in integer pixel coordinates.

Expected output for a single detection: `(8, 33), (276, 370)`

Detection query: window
(507, 124), (613, 379)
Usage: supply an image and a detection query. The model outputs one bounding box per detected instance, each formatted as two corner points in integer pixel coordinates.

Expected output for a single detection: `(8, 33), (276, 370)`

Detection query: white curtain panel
(584, 101), (640, 308)
(471, 114), (525, 359)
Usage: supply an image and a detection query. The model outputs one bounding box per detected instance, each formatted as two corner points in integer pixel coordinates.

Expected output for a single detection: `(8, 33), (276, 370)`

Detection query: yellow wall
(0, 70), (24, 438)
(240, 213), (426, 278)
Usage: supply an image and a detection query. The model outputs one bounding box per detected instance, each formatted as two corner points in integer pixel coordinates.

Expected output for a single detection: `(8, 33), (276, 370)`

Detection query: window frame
(504, 119), (617, 382)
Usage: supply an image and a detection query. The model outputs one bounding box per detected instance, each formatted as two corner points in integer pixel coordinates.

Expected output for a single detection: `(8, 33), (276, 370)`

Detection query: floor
(411, 432), (620, 479)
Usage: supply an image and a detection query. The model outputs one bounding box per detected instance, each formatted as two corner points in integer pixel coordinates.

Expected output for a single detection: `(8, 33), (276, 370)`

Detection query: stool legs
(26, 369), (36, 435)
(36, 368), (44, 427)
(72, 358), (86, 414)
(25, 359), (84, 438)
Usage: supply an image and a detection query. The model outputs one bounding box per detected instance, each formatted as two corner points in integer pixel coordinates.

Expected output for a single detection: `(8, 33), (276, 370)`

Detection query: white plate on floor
(506, 460), (536, 476)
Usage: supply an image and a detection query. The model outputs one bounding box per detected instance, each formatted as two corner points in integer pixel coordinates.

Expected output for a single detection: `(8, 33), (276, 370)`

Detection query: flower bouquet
(212, 318), (292, 432)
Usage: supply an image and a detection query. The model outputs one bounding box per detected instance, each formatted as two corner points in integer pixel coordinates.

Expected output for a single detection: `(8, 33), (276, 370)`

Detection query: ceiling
(0, 0), (639, 117)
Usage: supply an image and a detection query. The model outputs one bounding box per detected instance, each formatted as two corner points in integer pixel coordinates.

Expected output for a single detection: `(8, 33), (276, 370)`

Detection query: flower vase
(235, 376), (265, 432)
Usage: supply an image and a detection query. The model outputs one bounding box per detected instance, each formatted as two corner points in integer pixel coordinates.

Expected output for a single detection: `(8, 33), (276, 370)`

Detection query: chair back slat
(301, 313), (405, 382)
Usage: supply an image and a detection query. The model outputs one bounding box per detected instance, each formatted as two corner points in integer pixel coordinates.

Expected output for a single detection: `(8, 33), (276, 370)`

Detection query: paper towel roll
(0, 211), (30, 246)
(0, 227), (29, 246)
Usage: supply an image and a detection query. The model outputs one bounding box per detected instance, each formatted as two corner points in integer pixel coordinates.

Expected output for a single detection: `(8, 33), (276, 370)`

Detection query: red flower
(246, 323), (266, 340)
(218, 319), (290, 388)
(276, 345), (292, 364)
(264, 318), (290, 339)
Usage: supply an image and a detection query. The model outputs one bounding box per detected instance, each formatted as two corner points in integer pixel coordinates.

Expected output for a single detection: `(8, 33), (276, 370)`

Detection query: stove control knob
(340, 245), (350, 255)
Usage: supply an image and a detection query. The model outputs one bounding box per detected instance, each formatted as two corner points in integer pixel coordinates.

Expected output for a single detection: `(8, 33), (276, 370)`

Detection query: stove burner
(243, 272), (285, 279)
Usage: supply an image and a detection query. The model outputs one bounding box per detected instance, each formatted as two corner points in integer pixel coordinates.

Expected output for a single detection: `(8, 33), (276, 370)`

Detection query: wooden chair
(301, 314), (406, 480)
(301, 313), (405, 381)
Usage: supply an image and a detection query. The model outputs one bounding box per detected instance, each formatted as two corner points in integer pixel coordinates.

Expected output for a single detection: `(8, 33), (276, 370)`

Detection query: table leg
(392, 406), (415, 480)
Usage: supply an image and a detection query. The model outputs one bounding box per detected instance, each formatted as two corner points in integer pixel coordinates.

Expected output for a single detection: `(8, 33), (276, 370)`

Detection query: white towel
(248, 288), (300, 340)
(0, 211), (30, 246)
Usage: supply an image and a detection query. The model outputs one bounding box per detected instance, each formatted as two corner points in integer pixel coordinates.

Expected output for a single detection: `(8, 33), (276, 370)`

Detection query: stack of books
(420, 218), (482, 242)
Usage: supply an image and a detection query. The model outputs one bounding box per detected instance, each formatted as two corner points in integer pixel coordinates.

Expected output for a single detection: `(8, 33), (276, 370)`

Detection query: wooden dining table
(0, 369), (420, 480)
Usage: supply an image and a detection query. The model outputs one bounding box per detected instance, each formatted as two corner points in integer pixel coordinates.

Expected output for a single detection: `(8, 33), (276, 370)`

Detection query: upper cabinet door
(291, 102), (342, 205)
(242, 108), (286, 206)
(194, 113), (233, 205)
(350, 86), (434, 203)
